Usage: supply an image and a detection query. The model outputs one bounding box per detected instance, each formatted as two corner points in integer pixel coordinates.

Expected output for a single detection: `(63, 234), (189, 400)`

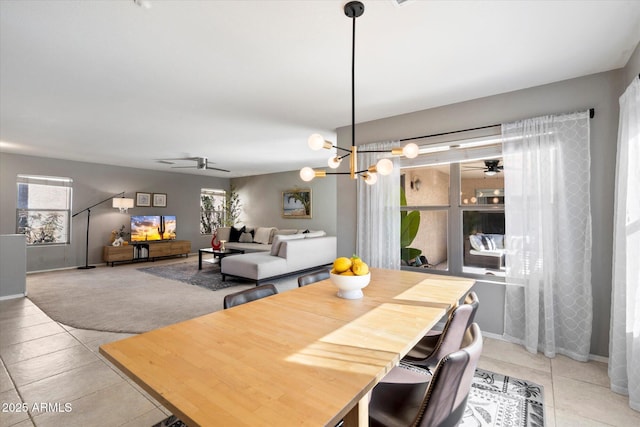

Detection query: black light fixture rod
(72, 191), (126, 270)
(344, 1), (364, 149)
(351, 9), (356, 150)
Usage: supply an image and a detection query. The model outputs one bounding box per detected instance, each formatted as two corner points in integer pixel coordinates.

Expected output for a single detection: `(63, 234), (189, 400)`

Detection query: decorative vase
(211, 231), (221, 250)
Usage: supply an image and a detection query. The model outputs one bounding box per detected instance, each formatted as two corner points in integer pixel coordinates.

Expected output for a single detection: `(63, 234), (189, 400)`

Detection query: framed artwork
(282, 189), (311, 218)
(136, 192), (151, 207)
(153, 193), (167, 208)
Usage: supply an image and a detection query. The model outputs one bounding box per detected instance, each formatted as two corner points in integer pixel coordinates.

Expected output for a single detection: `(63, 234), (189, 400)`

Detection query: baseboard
(0, 293), (27, 301)
(482, 331), (610, 364)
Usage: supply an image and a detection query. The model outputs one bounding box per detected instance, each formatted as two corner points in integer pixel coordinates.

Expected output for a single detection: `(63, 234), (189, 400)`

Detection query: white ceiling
(1, 0), (639, 177)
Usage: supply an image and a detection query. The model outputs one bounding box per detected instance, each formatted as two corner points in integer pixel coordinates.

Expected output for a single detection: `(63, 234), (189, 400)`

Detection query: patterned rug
(152, 368), (544, 427)
(461, 368), (544, 427)
(138, 261), (251, 291)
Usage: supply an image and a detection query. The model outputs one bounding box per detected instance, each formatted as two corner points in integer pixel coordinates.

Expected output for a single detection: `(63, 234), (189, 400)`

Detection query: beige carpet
(26, 257), (297, 333)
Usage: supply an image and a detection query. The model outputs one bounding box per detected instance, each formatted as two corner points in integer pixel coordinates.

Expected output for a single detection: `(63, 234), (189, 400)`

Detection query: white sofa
(220, 235), (337, 284)
(215, 226), (324, 253)
(464, 233), (506, 269)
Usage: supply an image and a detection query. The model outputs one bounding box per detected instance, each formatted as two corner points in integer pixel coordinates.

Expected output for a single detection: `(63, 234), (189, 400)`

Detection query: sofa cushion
(239, 232), (253, 243)
(270, 233), (305, 256)
(216, 227), (231, 242)
(254, 227), (275, 244)
(274, 229), (298, 236)
(304, 230), (326, 238)
(221, 253), (287, 281)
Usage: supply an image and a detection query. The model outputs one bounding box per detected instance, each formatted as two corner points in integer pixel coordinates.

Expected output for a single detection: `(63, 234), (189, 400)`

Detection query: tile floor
(1, 297), (639, 426)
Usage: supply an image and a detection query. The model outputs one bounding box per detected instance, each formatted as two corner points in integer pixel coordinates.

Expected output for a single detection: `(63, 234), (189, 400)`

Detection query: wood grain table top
(100, 268), (474, 427)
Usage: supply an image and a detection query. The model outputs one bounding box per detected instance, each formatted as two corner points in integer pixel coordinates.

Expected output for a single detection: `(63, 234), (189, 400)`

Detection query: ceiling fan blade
(156, 160), (175, 165)
(205, 166), (231, 173)
(170, 166), (196, 169)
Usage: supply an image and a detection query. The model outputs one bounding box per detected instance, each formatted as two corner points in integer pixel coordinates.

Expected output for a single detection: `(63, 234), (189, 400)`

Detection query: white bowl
(329, 272), (371, 299)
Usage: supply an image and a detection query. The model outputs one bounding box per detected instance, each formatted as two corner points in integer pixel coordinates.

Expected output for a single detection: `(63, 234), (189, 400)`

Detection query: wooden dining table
(100, 268), (475, 427)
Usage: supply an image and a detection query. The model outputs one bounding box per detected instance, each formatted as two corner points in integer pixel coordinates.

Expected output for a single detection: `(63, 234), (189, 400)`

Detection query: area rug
(137, 261), (251, 291)
(153, 367), (544, 427)
(461, 368), (545, 426)
(26, 261), (254, 333)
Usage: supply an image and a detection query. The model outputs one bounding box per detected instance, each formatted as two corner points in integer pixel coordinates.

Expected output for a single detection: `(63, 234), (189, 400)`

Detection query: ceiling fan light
(376, 158), (394, 176)
(485, 170), (497, 176)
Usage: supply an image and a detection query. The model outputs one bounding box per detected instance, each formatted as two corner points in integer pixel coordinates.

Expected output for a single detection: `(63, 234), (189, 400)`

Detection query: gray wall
(231, 170), (337, 235)
(336, 61), (640, 357)
(0, 153), (229, 271)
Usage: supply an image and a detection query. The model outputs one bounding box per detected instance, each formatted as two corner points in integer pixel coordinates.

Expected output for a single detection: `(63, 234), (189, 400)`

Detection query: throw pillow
(238, 232), (253, 243)
(229, 226), (244, 242)
(480, 234), (496, 251)
(253, 227), (273, 244)
(469, 234), (484, 251)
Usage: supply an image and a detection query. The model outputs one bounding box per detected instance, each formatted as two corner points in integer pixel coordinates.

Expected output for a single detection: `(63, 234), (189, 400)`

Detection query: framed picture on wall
(136, 192), (151, 207)
(282, 189), (311, 218)
(152, 193), (167, 208)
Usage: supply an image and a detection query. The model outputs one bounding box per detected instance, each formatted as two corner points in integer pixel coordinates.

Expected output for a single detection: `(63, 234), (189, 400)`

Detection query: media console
(103, 240), (191, 266)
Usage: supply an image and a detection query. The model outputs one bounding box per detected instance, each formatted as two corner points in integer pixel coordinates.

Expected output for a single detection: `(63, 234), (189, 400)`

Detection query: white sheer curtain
(609, 76), (640, 411)
(502, 111), (593, 361)
(356, 141), (401, 269)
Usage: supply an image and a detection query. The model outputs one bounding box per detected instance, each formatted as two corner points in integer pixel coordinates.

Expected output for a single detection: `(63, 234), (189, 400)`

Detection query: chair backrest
(297, 269), (330, 287)
(223, 284), (278, 309)
(417, 323), (483, 427)
(421, 292), (478, 366)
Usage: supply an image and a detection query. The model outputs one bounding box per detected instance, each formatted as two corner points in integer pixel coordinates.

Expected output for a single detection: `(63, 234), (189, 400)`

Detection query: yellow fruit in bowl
(340, 270), (355, 276)
(333, 257), (352, 273)
(352, 261), (369, 276)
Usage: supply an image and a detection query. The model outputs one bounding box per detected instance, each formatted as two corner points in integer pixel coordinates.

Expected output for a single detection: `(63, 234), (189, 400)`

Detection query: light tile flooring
(1, 297), (640, 426)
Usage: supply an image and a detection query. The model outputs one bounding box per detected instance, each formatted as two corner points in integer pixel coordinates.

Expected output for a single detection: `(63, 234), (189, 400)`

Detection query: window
(400, 131), (506, 278)
(200, 189), (226, 234)
(16, 175), (73, 245)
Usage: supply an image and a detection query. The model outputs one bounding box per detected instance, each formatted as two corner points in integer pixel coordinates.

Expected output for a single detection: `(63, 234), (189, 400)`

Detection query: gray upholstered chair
(369, 323), (483, 427)
(401, 291), (479, 371)
(223, 283), (278, 309)
(297, 269), (330, 287)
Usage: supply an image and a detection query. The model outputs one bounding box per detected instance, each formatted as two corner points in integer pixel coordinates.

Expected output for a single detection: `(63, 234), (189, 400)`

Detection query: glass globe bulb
(376, 158), (394, 176)
(328, 156), (342, 169)
(300, 167), (316, 182)
(364, 173), (378, 185)
(308, 134), (325, 151)
(402, 143), (419, 159)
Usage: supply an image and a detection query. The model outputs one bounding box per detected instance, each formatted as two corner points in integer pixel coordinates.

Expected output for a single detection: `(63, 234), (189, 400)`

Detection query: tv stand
(103, 240), (191, 266)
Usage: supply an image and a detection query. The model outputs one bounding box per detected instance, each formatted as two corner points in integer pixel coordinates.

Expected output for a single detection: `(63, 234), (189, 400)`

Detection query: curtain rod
(400, 108), (595, 142)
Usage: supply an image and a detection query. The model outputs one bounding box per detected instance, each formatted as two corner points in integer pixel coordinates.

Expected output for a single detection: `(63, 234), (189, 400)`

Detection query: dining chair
(223, 283), (278, 309)
(369, 323), (483, 427)
(401, 291), (479, 371)
(297, 269), (330, 287)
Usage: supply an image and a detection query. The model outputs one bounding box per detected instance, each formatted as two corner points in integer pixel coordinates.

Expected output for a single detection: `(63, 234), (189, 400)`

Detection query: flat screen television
(130, 215), (177, 242)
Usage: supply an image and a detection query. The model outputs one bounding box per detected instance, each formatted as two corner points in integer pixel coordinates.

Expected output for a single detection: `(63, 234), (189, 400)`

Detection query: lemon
(352, 261), (369, 276)
(333, 257), (352, 273)
(340, 270), (355, 276)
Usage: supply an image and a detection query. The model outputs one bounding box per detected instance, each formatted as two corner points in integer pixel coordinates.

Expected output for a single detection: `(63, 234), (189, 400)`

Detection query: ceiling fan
(156, 157), (230, 173)
(464, 159), (504, 176)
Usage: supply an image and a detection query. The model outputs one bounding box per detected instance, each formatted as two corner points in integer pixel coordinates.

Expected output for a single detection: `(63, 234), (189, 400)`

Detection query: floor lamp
(72, 192), (130, 270)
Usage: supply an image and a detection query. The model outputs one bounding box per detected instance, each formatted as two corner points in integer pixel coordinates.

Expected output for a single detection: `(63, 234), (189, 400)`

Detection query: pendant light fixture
(300, 1), (418, 185)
